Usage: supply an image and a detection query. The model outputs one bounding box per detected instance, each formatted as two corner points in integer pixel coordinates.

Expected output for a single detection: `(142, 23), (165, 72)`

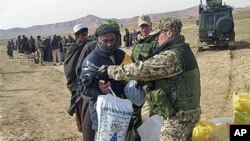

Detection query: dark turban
(95, 24), (120, 37)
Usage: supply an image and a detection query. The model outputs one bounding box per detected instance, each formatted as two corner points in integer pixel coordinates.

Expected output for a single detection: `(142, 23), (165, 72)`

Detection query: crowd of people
(7, 24), (141, 64)
(123, 28), (138, 48)
(6, 34), (97, 65)
(63, 15), (201, 141)
(6, 15), (201, 141)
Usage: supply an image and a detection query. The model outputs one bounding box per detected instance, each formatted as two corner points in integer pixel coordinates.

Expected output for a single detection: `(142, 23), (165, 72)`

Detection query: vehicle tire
(216, 17), (233, 33)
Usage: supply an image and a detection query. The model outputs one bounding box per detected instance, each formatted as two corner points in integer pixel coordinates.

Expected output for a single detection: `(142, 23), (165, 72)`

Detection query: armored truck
(197, 0), (235, 51)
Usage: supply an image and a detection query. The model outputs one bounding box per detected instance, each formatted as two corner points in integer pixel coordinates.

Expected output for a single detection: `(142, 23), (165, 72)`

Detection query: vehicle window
(204, 14), (214, 28)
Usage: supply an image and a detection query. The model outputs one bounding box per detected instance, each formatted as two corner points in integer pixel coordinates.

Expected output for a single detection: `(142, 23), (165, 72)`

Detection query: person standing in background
(50, 35), (62, 65)
(7, 41), (14, 58)
(36, 36), (46, 65)
(127, 14), (159, 141)
(30, 36), (36, 53)
(63, 23), (95, 141)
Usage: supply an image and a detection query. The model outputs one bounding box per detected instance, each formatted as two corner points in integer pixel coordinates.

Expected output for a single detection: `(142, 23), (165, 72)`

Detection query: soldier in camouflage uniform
(16, 35), (22, 53)
(128, 14), (159, 141)
(131, 15), (159, 62)
(96, 17), (201, 141)
(62, 36), (69, 54)
(36, 36), (46, 65)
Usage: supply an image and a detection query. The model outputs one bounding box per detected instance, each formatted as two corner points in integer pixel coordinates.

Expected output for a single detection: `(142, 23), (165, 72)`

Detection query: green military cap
(95, 24), (120, 37)
(150, 17), (183, 35)
(101, 19), (120, 30)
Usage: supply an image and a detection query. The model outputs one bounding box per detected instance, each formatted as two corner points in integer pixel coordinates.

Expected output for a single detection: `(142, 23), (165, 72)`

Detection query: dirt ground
(0, 53), (82, 141)
(1, 18), (250, 141)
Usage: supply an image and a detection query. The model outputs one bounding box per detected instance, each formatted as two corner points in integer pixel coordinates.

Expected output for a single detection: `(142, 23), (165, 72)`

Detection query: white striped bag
(95, 87), (133, 141)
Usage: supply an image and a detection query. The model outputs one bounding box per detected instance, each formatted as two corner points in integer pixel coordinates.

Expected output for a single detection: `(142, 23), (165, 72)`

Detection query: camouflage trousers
(160, 107), (201, 141)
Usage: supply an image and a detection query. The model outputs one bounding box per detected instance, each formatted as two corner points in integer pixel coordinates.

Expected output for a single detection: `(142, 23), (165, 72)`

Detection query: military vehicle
(197, 0), (235, 51)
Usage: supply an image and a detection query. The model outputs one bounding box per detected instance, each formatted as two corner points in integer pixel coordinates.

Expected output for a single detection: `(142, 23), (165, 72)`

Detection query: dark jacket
(50, 36), (60, 50)
(64, 43), (86, 93)
(75, 41), (97, 79)
(80, 45), (127, 130)
(7, 42), (13, 55)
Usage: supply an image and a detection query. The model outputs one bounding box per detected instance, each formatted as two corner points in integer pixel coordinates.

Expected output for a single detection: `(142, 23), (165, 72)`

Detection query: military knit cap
(102, 19), (120, 30)
(95, 24), (120, 37)
(156, 17), (183, 33)
(138, 15), (151, 27)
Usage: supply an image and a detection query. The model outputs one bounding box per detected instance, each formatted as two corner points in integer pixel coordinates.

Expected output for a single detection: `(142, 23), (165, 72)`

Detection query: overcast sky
(0, 0), (249, 29)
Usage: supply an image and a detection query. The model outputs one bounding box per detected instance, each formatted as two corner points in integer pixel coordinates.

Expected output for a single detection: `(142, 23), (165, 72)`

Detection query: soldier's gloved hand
(94, 65), (109, 80)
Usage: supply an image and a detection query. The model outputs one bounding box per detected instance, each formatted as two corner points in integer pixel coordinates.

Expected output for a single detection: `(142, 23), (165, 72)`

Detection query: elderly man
(79, 24), (132, 139)
(94, 17), (201, 141)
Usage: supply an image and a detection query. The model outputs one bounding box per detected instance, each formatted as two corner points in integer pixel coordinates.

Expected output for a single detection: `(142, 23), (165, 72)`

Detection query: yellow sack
(192, 120), (216, 141)
(233, 111), (250, 124)
(233, 92), (250, 124)
(233, 92), (250, 112)
(206, 123), (230, 141)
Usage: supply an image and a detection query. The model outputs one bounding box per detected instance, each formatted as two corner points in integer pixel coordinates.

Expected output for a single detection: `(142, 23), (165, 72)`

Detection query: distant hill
(0, 6), (201, 39)
(0, 5), (248, 39)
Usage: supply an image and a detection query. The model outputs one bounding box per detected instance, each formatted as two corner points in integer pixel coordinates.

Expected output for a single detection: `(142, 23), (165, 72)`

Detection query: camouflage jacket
(108, 37), (183, 81)
(108, 35), (200, 118)
(36, 39), (45, 49)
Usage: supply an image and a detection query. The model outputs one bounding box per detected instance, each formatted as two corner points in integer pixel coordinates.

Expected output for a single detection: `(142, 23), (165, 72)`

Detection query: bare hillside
(0, 6), (199, 39)
(0, 8), (250, 141)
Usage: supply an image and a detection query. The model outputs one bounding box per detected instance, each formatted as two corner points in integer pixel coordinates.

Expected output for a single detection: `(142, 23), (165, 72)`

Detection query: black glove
(94, 65), (108, 80)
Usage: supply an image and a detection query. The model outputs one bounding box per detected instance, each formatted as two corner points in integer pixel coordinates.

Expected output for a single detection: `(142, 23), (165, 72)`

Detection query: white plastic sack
(95, 89), (133, 141)
(124, 80), (145, 106)
(137, 115), (163, 141)
(209, 117), (232, 125)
